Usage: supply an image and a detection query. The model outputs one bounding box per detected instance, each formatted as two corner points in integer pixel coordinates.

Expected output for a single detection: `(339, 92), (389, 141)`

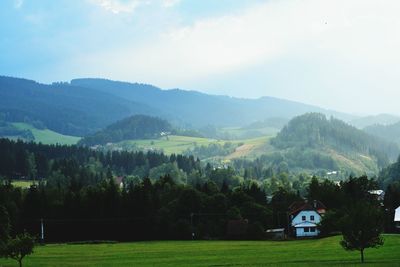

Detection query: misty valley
(0, 76), (399, 266)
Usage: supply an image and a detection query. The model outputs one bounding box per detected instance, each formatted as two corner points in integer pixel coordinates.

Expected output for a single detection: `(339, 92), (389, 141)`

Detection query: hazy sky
(1, 0), (400, 115)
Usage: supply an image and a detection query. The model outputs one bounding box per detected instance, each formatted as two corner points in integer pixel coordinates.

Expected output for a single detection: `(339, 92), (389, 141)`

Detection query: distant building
(265, 228), (285, 240)
(395, 206), (400, 229)
(368, 190), (385, 202)
(289, 200), (326, 238)
(114, 176), (124, 189)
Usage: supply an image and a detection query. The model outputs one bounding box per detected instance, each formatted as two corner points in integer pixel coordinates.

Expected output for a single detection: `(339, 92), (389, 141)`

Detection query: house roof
(266, 228), (285, 233)
(289, 200), (326, 218)
(294, 222), (318, 228)
(395, 206), (400, 222)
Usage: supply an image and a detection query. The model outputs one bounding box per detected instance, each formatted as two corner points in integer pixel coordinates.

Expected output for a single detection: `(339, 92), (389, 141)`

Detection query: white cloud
(89, 0), (178, 14)
(71, 0), (400, 110)
(89, 0), (148, 14)
(162, 0), (180, 8)
(14, 0), (23, 9)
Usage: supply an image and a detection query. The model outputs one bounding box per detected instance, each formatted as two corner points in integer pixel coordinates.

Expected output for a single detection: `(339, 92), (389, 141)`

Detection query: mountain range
(0, 76), (356, 136)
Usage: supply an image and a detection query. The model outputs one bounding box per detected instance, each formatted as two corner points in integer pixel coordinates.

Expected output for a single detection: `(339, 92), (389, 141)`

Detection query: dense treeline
(0, 138), (399, 242)
(0, 138), (202, 184)
(184, 142), (240, 160)
(1, 173), (397, 242)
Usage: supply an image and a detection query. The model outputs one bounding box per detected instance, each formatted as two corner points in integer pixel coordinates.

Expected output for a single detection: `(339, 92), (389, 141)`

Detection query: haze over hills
(70, 78), (356, 127)
(349, 114), (400, 129)
(0, 76), (358, 138)
(364, 122), (400, 145)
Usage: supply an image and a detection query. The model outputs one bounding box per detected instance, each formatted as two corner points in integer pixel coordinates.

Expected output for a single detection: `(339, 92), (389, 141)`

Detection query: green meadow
(0, 235), (399, 266)
(12, 123), (81, 145)
(119, 135), (271, 158)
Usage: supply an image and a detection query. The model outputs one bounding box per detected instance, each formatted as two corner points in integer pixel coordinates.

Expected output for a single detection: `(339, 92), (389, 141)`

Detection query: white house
(289, 200), (326, 238)
(395, 206), (400, 229)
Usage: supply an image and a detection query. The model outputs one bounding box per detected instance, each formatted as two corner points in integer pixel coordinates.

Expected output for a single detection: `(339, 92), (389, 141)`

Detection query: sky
(1, 0), (400, 115)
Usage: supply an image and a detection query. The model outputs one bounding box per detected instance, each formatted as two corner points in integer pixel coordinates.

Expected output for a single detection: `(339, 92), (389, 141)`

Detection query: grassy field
(11, 180), (35, 188)
(0, 235), (399, 266)
(12, 123), (81, 145)
(219, 126), (280, 139)
(119, 135), (271, 159)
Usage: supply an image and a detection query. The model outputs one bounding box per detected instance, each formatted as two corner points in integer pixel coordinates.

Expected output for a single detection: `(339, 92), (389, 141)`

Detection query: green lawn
(12, 123), (81, 145)
(11, 180), (35, 188)
(120, 135), (271, 157)
(1, 235), (399, 266)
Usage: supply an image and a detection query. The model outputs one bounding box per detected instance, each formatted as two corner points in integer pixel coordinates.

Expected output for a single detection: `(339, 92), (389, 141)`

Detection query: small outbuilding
(265, 228), (285, 240)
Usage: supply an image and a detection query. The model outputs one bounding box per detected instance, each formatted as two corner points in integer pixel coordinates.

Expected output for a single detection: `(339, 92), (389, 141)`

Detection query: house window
(310, 215), (315, 221)
(310, 227), (316, 232)
(304, 227), (310, 232)
(302, 215), (306, 221)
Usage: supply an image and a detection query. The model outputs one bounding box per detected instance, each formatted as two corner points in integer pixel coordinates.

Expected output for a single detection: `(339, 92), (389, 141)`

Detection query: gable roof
(289, 200), (326, 218)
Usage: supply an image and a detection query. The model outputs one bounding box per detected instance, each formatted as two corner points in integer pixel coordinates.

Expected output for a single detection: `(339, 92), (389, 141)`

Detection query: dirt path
(225, 144), (255, 160)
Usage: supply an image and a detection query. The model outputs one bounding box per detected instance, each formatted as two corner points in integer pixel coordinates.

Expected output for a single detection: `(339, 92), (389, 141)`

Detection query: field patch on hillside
(12, 123), (81, 145)
(115, 135), (270, 159)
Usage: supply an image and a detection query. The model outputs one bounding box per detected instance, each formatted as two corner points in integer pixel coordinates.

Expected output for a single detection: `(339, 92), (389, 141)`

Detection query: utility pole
(40, 218), (44, 245)
(190, 213), (195, 240)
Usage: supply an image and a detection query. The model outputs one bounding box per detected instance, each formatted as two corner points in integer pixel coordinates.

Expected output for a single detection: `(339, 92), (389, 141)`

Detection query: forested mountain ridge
(79, 115), (174, 146)
(258, 113), (400, 175)
(0, 76), (158, 136)
(0, 76), (358, 139)
(70, 78), (356, 127)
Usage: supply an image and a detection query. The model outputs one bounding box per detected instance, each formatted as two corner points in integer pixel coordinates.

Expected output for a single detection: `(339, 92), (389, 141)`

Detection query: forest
(0, 138), (399, 242)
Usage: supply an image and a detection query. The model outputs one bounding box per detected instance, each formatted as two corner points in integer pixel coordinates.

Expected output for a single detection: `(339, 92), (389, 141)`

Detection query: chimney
(313, 200), (317, 208)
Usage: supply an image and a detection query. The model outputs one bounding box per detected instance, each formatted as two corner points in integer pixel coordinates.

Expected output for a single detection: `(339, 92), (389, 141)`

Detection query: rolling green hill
(12, 123), (80, 145)
(0, 235), (399, 266)
(236, 113), (400, 178)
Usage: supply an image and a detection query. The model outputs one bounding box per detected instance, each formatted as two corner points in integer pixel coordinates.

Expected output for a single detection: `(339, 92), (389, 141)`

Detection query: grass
(120, 135), (271, 158)
(12, 123), (81, 145)
(11, 180), (35, 188)
(219, 126), (280, 139)
(0, 235), (399, 266)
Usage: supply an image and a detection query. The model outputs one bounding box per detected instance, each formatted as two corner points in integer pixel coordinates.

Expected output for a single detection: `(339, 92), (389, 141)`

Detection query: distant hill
(0, 76), (158, 136)
(0, 75), (357, 138)
(241, 117), (289, 132)
(79, 115), (173, 146)
(350, 114), (400, 129)
(70, 78), (356, 127)
(268, 113), (399, 174)
(364, 122), (400, 145)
